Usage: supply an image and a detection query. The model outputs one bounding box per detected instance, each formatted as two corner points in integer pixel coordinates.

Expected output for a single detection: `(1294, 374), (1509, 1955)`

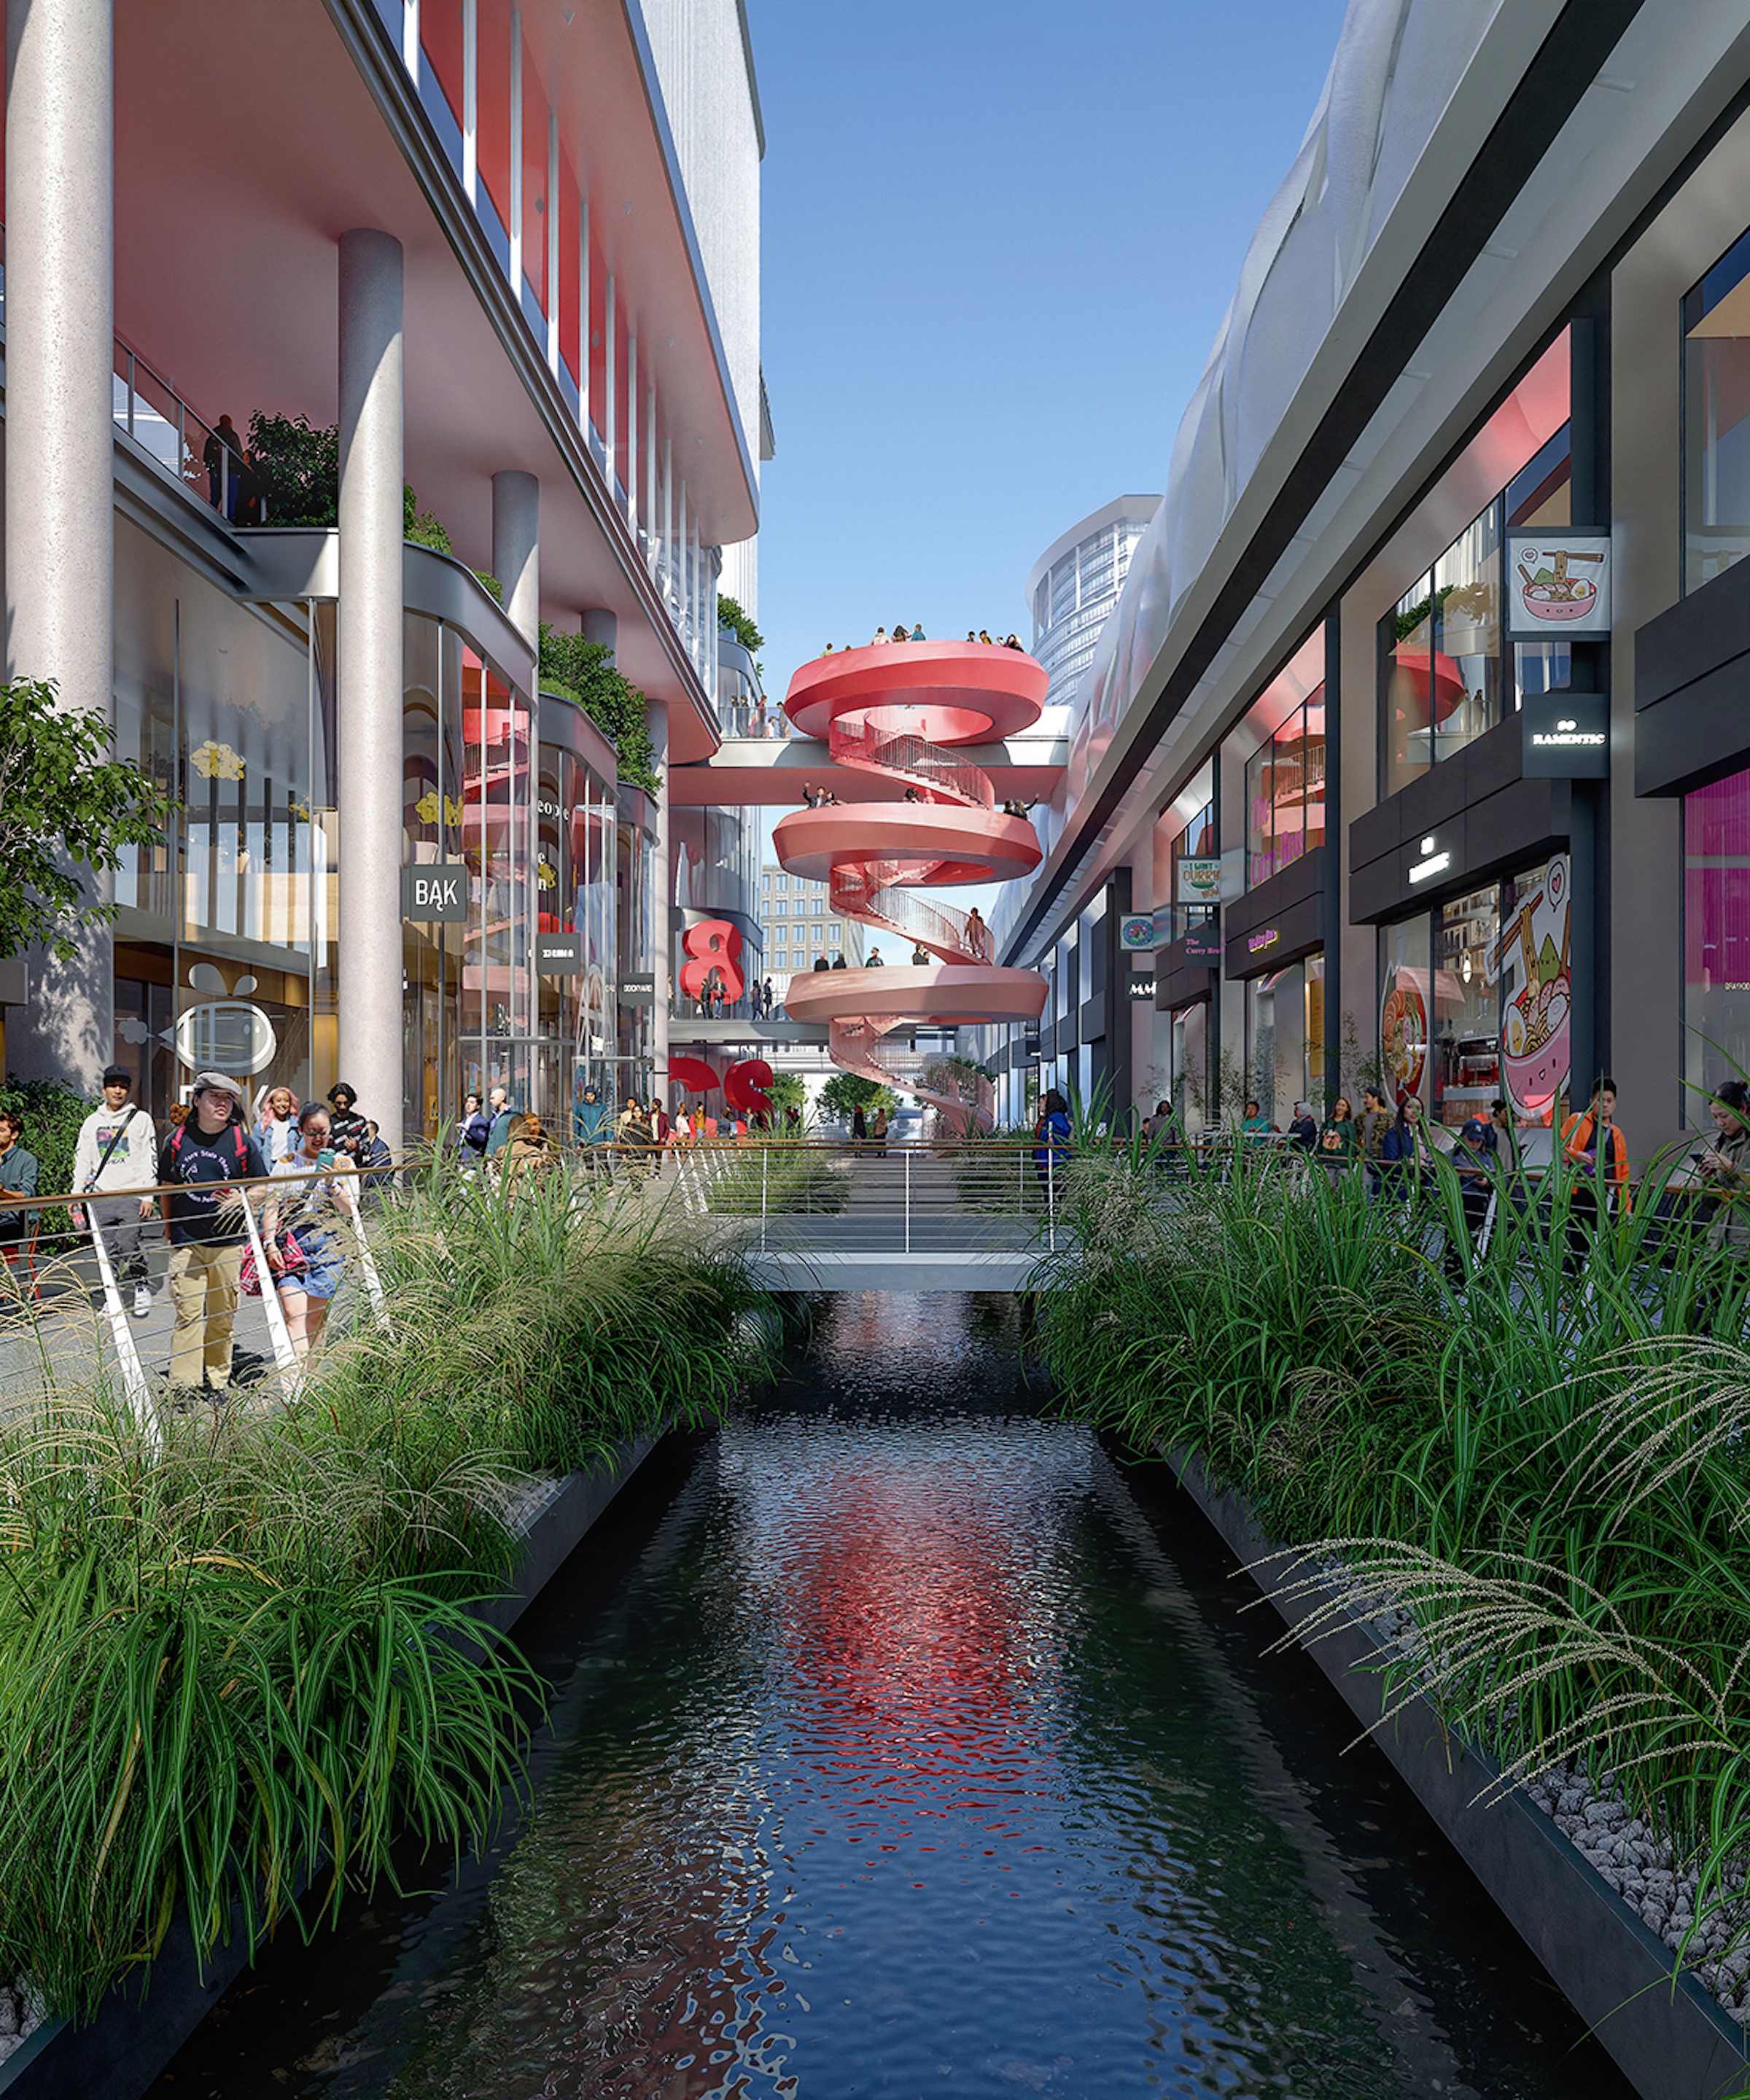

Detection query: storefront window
(1684, 227), (1750, 594)
(1381, 424), (1572, 797)
(1684, 769), (1750, 1116)
(1166, 797), (1217, 943)
(1498, 858), (1569, 1125)
(1380, 917), (1431, 1105)
(1433, 890), (1500, 1127)
(1246, 962), (1311, 1125)
(1245, 693), (1324, 888)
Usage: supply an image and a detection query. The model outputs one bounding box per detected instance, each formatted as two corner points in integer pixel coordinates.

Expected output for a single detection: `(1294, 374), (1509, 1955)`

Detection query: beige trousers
(167, 1242), (243, 1390)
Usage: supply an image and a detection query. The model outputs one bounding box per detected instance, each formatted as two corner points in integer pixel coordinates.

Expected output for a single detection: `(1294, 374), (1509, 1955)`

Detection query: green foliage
(717, 594), (765, 653)
(537, 623), (661, 795)
(0, 1073), (89, 1221)
(404, 483), (453, 554)
(765, 1072), (806, 1119)
(1038, 1140), (1750, 1981)
(472, 570), (502, 602)
(0, 1170), (769, 2023)
(0, 680), (175, 962)
(246, 412), (338, 526)
(817, 1073), (896, 1123)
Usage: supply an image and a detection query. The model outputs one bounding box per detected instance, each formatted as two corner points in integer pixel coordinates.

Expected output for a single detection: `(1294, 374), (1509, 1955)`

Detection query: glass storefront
(1245, 957), (1321, 1123)
(1380, 427), (1571, 798)
(1244, 695), (1325, 889)
(1382, 859), (1568, 1129)
(1684, 225), (1750, 594)
(109, 526), (578, 1140)
(1684, 766), (1750, 1115)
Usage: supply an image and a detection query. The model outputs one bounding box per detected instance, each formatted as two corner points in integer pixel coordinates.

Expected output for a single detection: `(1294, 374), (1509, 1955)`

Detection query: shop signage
(1127, 974), (1156, 1000)
(1183, 922), (1222, 964)
(402, 863), (467, 920)
(536, 931), (581, 975)
(1246, 926), (1279, 955)
(1119, 914), (1156, 952)
(1176, 856), (1223, 906)
(1506, 532), (1611, 637)
(1522, 692), (1609, 778)
(1408, 835), (1452, 886)
(1497, 854), (1570, 1118)
(618, 973), (656, 1006)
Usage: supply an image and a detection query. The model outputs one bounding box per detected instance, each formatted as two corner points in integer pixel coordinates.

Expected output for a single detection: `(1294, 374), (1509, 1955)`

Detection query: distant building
(756, 861), (864, 1001)
(1023, 496), (1159, 711)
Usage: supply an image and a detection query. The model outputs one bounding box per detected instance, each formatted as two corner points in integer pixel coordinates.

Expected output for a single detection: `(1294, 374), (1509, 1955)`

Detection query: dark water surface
(153, 1294), (1632, 2099)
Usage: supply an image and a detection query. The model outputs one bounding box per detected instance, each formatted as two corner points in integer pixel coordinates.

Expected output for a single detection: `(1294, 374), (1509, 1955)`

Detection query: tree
(538, 623), (661, 796)
(717, 594), (764, 653)
(766, 1072), (806, 1121)
(246, 411), (338, 526)
(403, 483), (453, 553)
(0, 680), (174, 962)
(817, 1072), (897, 1123)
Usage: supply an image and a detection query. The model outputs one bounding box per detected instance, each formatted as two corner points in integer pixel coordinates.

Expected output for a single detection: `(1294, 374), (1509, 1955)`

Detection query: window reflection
(1684, 227), (1750, 593)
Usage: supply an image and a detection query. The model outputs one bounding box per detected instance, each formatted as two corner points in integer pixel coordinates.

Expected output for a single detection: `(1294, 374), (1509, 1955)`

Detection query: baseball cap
(1461, 1116), (1490, 1146)
(190, 1070), (244, 1100)
(101, 1063), (132, 1085)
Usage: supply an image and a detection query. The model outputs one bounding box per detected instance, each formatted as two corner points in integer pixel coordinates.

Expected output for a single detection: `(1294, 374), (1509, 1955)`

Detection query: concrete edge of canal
(1162, 1444), (1750, 2100)
(0, 1437), (660, 2100)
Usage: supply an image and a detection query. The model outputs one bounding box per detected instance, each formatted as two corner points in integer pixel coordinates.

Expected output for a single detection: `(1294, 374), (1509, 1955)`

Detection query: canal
(152, 1292), (1633, 2099)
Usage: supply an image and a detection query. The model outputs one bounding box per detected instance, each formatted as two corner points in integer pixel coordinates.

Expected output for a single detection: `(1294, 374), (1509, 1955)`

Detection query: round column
(491, 470), (540, 648)
(646, 697), (670, 1111)
(338, 228), (405, 1140)
(6, 0), (115, 1089)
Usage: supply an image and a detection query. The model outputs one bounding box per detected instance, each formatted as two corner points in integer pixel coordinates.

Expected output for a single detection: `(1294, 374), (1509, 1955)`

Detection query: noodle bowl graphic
(1517, 546), (1603, 626)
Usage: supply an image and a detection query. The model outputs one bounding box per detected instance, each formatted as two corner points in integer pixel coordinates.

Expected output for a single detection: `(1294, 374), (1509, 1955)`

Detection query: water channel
(152, 1294), (1634, 2099)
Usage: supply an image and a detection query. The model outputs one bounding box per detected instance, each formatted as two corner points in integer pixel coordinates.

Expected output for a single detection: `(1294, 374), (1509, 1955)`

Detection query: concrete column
(646, 697), (670, 1107)
(491, 470), (540, 648)
(6, 0), (116, 1089)
(337, 228), (406, 1139)
(1320, 604), (1342, 1111)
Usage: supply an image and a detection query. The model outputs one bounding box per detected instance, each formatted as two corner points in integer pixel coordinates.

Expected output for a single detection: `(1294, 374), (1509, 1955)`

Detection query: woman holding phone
(262, 1100), (359, 1356)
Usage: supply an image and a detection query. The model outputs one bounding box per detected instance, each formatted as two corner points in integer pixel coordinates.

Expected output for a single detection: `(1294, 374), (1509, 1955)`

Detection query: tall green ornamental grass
(1037, 1138), (1750, 1975)
(0, 1165), (769, 2024)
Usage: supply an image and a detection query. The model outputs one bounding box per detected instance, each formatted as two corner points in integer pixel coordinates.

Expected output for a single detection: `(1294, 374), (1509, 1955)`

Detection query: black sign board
(402, 864), (467, 920)
(535, 932), (581, 976)
(618, 973), (656, 1006)
(1183, 922), (1222, 963)
(1522, 691), (1609, 778)
(1127, 974), (1156, 1001)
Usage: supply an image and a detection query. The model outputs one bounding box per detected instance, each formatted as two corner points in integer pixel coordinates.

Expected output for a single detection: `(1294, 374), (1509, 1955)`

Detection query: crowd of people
(816, 627), (1030, 656)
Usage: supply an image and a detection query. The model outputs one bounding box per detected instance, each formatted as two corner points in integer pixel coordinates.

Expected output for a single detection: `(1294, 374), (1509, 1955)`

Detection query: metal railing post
(1048, 1148), (1056, 1253)
(761, 1144), (769, 1254)
(904, 1148), (911, 1254)
(241, 1195), (301, 1381)
(87, 1212), (158, 1453)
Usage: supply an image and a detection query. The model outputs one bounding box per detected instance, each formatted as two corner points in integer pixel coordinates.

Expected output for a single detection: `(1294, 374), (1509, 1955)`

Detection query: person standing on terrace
(262, 1100), (359, 1358)
(0, 1113), (41, 1284)
(158, 1073), (266, 1400)
(71, 1065), (158, 1316)
(1697, 1079), (1750, 1256)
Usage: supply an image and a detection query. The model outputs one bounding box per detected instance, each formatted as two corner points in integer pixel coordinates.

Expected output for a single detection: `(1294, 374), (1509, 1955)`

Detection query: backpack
(168, 1120), (248, 1171)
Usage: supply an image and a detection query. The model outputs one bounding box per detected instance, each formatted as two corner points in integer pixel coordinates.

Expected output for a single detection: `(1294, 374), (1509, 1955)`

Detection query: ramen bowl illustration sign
(1506, 532), (1611, 637)
(1381, 977), (1427, 1100)
(1496, 854), (1570, 1118)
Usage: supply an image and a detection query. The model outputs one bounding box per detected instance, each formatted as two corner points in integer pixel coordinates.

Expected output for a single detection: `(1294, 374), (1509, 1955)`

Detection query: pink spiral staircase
(774, 641), (1051, 1133)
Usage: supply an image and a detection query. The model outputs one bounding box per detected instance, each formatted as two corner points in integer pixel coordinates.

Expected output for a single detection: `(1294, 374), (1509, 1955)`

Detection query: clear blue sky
(745, 0), (1352, 698)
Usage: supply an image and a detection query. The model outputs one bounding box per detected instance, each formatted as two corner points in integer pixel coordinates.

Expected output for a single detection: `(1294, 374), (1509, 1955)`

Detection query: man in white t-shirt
(70, 1064), (159, 1316)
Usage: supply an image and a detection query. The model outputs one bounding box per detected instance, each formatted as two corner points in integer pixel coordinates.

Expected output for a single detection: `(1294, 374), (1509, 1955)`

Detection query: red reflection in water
(774, 1463), (1038, 1811)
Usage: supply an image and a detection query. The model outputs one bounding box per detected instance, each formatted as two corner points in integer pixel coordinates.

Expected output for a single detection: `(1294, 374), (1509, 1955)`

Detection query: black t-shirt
(159, 1121), (267, 1245)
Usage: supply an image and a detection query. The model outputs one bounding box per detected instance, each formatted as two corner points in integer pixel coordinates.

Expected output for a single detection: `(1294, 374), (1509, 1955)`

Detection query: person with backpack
(157, 1072), (267, 1399)
(70, 1064), (159, 1317)
(260, 1099), (360, 1357)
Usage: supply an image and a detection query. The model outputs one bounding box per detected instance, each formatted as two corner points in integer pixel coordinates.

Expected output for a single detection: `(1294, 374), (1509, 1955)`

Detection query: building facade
(987, 0), (1750, 1169)
(1023, 498), (1159, 713)
(5, 0), (763, 1144)
(756, 861), (866, 1005)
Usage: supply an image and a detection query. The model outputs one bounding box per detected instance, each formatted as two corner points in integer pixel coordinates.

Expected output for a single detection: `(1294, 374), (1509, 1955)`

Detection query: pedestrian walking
(1032, 1088), (1070, 1197)
(1697, 1079), (1750, 1256)
(357, 1119), (394, 1203)
(1451, 1111), (1498, 1265)
(255, 1086), (300, 1168)
(1382, 1093), (1439, 1202)
(1357, 1086), (1393, 1197)
(260, 1100), (359, 1358)
(1316, 1097), (1356, 1189)
(575, 1084), (609, 1155)
(458, 1091), (490, 1169)
(871, 1105), (889, 1156)
(1288, 1101), (1319, 1154)
(485, 1084), (517, 1159)
(158, 1073), (267, 1400)
(325, 1081), (369, 1161)
(71, 1063), (158, 1316)
(505, 1111), (560, 1193)
(0, 1111), (42, 1296)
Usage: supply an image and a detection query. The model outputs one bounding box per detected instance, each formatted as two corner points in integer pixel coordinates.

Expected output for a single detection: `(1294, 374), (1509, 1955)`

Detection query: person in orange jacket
(1561, 1078), (1630, 1269)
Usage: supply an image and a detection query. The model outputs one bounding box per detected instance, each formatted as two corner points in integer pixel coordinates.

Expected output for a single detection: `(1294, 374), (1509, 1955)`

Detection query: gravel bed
(0, 1982), (42, 2066)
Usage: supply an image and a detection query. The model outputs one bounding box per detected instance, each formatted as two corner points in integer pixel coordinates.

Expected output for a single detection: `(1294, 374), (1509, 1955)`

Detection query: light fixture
(1420, 836), (1435, 855)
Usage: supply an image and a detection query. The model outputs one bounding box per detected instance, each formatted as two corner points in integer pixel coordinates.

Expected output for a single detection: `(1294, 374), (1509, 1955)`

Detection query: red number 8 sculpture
(677, 917), (745, 1005)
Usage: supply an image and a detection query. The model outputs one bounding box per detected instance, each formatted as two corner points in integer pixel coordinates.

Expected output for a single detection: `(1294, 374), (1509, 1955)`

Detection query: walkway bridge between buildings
(673, 1139), (1065, 1293)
